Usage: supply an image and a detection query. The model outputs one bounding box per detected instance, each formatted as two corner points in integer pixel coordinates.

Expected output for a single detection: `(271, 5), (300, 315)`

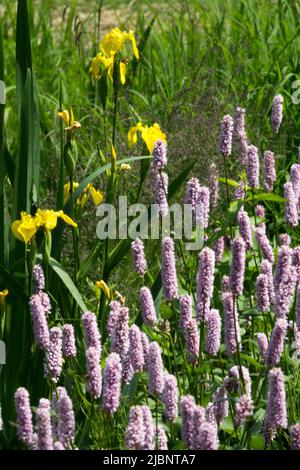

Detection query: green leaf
(16, 0), (32, 117)
(246, 192), (286, 203)
(251, 435), (265, 450)
(218, 177), (240, 187)
(37, 255), (87, 312)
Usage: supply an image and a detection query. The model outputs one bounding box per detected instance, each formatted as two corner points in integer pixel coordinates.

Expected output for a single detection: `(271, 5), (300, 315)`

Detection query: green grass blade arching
(16, 0), (32, 117)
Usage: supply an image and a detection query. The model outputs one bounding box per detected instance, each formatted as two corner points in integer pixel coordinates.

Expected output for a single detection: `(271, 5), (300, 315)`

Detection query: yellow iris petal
(56, 211), (77, 228)
(119, 61), (126, 85)
(127, 122), (144, 147)
(11, 213), (37, 243)
(11, 220), (25, 242)
(100, 27), (125, 57)
(95, 280), (111, 299)
(58, 110), (70, 127)
(63, 182), (79, 205)
(35, 209), (58, 231)
(141, 123), (167, 153)
(127, 31), (139, 60)
(89, 186), (104, 206)
(90, 56), (100, 78)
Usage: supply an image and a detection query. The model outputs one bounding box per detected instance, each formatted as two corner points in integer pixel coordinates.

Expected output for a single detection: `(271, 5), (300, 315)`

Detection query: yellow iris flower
(100, 27), (139, 60)
(63, 182), (104, 207)
(34, 209), (77, 230)
(127, 122), (167, 153)
(90, 27), (139, 85)
(12, 209), (77, 243)
(11, 212), (38, 243)
(58, 107), (81, 131)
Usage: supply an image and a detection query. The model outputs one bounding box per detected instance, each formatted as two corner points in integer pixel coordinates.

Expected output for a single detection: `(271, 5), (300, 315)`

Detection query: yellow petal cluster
(127, 122), (167, 153)
(11, 209), (77, 243)
(90, 27), (139, 85)
(63, 182), (104, 207)
(58, 107), (81, 131)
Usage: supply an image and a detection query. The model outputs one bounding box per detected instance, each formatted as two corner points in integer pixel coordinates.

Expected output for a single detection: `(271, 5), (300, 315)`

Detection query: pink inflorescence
(184, 319), (200, 364)
(196, 186), (210, 229)
(284, 182), (298, 227)
(213, 230), (224, 263)
(151, 139), (167, 173)
(121, 352), (133, 385)
(290, 423), (300, 450)
(290, 163), (300, 205)
(256, 274), (270, 312)
(195, 422), (219, 450)
(191, 405), (206, 449)
(141, 332), (150, 370)
(264, 151), (276, 192)
(271, 94), (283, 134)
(125, 406), (145, 450)
(260, 259), (275, 305)
(274, 264), (297, 318)
(131, 238), (148, 277)
(82, 311), (101, 355)
(209, 163), (219, 208)
(237, 208), (253, 250)
(234, 394), (253, 427)
(196, 247), (215, 322)
(102, 352), (122, 415)
(107, 300), (121, 337)
(234, 180), (245, 200)
(246, 145), (260, 189)
(44, 327), (63, 383)
(235, 107), (248, 165)
(181, 395), (196, 449)
(155, 171), (169, 217)
(111, 306), (129, 357)
(257, 333), (269, 361)
(265, 318), (288, 368)
(229, 237), (246, 296)
(162, 374), (179, 423)
(140, 287), (157, 326)
(32, 264), (45, 293)
(14, 387), (34, 446)
(179, 294), (193, 329)
(219, 114), (234, 157)
(52, 387), (75, 449)
(162, 237), (179, 300)
(36, 398), (53, 450)
(141, 405), (154, 450)
(155, 426), (168, 450)
(129, 325), (144, 373)
(148, 342), (164, 397)
(264, 367), (287, 444)
(205, 309), (221, 356)
(29, 294), (50, 349)
(85, 346), (102, 399)
(254, 227), (274, 264)
(279, 233), (291, 247)
(185, 177), (201, 224)
(62, 324), (76, 359)
(222, 292), (241, 356)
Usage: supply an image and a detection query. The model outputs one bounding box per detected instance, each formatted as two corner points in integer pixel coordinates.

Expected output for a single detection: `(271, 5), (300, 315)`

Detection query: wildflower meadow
(1, 0), (300, 455)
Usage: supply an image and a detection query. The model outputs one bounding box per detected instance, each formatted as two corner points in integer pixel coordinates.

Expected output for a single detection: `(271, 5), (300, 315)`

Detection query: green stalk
(0, 23), (5, 268)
